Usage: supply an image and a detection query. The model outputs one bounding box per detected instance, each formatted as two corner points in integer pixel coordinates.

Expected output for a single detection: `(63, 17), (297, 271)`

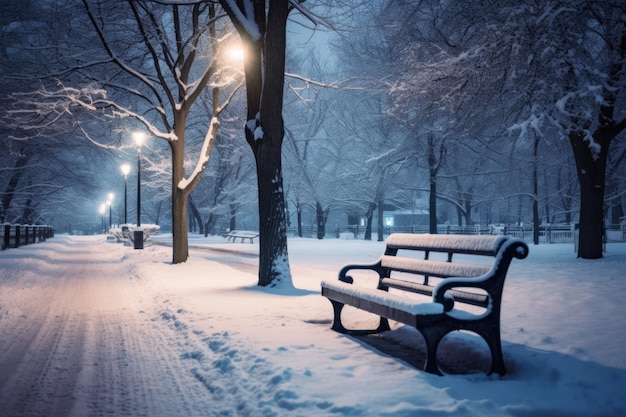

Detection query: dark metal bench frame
(321, 233), (529, 376)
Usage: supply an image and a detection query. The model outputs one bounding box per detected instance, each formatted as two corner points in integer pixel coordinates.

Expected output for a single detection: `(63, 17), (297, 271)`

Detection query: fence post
(2, 224), (8, 250)
(14, 225), (20, 248)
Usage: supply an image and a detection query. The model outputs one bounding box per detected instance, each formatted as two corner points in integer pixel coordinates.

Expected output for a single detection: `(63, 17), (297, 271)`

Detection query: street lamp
(99, 203), (105, 234)
(120, 163), (131, 224)
(107, 193), (114, 230)
(133, 131), (146, 249)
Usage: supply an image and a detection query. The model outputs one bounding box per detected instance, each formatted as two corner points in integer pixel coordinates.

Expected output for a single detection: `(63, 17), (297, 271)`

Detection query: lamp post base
(134, 229), (144, 250)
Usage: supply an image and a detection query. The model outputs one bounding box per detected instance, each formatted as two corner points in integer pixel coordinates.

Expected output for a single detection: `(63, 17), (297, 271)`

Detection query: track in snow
(0, 237), (212, 417)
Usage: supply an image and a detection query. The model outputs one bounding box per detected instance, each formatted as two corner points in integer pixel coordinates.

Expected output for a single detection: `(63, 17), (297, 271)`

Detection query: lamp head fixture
(132, 131), (146, 148)
(121, 163), (131, 177)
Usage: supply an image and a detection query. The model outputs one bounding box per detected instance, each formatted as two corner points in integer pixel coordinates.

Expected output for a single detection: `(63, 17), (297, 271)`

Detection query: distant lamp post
(120, 163), (131, 224)
(99, 203), (106, 234)
(107, 193), (114, 230)
(133, 131), (146, 249)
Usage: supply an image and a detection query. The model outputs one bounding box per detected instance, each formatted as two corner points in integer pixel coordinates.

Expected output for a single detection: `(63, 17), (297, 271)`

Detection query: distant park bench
(321, 233), (528, 376)
(224, 230), (259, 244)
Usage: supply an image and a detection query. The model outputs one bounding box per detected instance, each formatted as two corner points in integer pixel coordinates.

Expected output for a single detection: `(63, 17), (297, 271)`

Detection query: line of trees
(278, 0), (625, 259)
(1, 0), (624, 290)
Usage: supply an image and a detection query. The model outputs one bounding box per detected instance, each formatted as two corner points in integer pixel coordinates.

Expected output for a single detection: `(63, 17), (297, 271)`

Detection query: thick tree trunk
(429, 179), (437, 234)
(316, 201), (326, 239)
(462, 193), (473, 226)
(570, 130), (608, 259)
(428, 134), (439, 234)
(188, 196), (204, 235)
(229, 203), (237, 232)
(364, 203), (374, 241)
(456, 207), (463, 226)
(221, 0), (292, 286)
(296, 202), (303, 237)
(171, 140), (189, 264)
(1, 154), (28, 223)
(377, 198), (384, 242)
(256, 141), (290, 286)
(532, 134), (540, 245)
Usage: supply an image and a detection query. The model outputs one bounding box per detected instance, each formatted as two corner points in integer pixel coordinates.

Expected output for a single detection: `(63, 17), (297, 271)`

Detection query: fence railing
(1, 223), (54, 250)
(286, 223), (626, 243)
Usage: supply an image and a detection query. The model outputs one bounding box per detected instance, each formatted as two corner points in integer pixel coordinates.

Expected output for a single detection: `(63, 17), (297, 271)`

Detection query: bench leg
(419, 326), (449, 376)
(376, 317), (391, 332)
(329, 299), (349, 333)
(328, 299), (390, 335)
(479, 329), (506, 376)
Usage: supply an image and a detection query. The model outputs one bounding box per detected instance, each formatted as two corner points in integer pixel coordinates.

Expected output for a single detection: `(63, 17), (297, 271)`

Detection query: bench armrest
(433, 276), (492, 311)
(338, 260), (383, 284)
(433, 239), (529, 311)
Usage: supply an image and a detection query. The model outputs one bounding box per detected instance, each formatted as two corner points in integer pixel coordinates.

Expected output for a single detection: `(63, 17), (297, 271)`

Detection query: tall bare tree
(381, 0), (625, 257)
(6, 1), (243, 263)
(218, 0), (294, 287)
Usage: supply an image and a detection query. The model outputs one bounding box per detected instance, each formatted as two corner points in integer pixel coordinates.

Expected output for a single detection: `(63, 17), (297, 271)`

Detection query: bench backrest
(384, 233), (507, 257)
(377, 233), (528, 313)
(381, 234), (506, 279)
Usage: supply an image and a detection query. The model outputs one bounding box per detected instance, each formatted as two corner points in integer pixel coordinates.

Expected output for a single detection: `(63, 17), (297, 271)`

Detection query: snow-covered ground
(0, 233), (624, 417)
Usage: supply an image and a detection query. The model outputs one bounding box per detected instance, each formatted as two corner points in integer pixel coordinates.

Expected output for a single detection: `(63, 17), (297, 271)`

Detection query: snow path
(0, 237), (212, 417)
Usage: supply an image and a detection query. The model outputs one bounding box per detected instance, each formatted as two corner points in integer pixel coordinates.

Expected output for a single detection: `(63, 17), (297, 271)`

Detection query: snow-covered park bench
(321, 233), (529, 376)
(224, 230), (259, 243)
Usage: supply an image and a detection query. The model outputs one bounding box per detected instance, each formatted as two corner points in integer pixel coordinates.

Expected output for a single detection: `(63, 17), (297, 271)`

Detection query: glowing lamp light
(120, 163), (131, 177)
(133, 131), (146, 148)
(227, 47), (244, 61)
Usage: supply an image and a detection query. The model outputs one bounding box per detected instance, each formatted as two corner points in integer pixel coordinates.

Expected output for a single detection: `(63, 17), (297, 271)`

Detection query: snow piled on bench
(386, 233), (506, 254)
(381, 256), (492, 278)
(321, 280), (444, 315)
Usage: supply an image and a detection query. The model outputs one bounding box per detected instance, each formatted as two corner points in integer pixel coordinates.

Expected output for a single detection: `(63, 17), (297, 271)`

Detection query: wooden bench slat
(321, 281), (445, 326)
(380, 278), (489, 308)
(381, 256), (492, 278)
(385, 233), (506, 256)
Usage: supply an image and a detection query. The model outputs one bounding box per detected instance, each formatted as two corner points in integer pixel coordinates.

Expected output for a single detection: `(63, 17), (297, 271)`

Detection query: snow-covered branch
(7, 82), (177, 143)
(221, 0), (261, 41)
(178, 117), (220, 190)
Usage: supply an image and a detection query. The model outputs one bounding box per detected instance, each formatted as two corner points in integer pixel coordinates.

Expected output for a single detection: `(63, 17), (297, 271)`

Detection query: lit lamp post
(133, 132), (146, 249)
(107, 193), (114, 230)
(99, 203), (106, 234)
(120, 163), (131, 224)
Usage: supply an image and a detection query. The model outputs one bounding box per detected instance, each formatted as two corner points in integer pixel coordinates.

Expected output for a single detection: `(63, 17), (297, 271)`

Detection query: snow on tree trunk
(256, 143), (291, 287)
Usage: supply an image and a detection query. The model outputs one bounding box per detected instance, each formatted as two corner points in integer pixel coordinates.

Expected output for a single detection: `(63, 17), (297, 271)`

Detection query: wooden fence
(1, 224), (54, 250)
